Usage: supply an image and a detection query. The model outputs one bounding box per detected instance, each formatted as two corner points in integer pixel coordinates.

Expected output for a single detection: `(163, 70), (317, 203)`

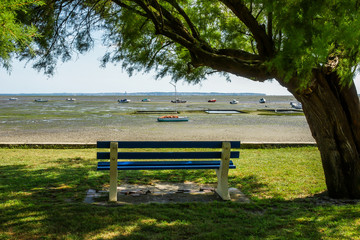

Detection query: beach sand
(0, 122), (315, 144)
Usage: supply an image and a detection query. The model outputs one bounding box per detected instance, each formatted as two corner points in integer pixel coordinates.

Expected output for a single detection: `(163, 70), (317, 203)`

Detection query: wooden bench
(97, 141), (240, 201)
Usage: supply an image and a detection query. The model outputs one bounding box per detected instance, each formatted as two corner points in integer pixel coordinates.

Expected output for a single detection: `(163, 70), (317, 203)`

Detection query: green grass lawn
(0, 147), (359, 239)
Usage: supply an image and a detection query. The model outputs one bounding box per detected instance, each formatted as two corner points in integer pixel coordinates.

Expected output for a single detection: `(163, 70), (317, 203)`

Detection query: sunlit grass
(0, 147), (359, 239)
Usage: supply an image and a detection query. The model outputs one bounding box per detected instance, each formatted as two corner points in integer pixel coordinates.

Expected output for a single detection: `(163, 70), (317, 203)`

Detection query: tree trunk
(289, 69), (360, 199)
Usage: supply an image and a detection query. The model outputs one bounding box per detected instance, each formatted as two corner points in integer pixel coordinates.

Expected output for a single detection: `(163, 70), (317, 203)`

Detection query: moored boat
(157, 115), (189, 122)
(259, 98), (266, 103)
(208, 99), (216, 102)
(171, 99), (187, 103)
(290, 101), (302, 109)
(34, 99), (48, 102)
(230, 99), (239, 104)
(141, 98), (151, 102)
(9, 97), (18, 101)
(66, 98), (76, 101)
(118, 99), (131, 103)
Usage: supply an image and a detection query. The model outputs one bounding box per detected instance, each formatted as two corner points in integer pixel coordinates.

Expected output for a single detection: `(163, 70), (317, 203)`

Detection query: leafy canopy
(269, 0), (360, 86)
(0, 0), (44, 70)
(16, 0), (360, 89)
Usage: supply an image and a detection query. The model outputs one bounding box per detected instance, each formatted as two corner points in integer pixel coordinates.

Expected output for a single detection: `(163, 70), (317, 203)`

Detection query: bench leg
(215, 142), (231, 200)
(109, 142), (118, 202)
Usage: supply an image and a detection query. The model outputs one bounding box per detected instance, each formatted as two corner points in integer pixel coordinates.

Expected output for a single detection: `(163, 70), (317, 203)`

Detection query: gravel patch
(85, 182), (250, 205)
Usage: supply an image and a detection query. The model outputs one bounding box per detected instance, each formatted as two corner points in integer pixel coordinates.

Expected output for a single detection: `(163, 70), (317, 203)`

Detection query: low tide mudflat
(0, 95), (314, 143)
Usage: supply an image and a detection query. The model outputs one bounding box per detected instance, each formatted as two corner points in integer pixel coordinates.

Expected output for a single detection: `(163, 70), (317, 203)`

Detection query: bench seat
(96, 141), (240, 201)
(97, 160), (236, 170)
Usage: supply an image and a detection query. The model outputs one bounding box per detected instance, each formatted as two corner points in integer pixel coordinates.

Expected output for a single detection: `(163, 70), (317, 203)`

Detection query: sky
(1, 46), (360, 95)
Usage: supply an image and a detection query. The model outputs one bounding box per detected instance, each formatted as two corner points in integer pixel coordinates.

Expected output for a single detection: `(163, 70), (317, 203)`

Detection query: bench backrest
(97, 141), (240, 160)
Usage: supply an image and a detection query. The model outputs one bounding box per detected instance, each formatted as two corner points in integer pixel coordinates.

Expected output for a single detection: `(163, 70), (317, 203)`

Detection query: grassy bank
(1, 147), (359, 239)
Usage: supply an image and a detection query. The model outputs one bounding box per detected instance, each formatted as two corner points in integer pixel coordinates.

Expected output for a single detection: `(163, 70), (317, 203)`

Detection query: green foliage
(0, 0), (44, 69)
(99, 1), (222, 84)
(9, 0), (360, 88)
(268, 0), (360, 87)
(98, 1), (258, 83)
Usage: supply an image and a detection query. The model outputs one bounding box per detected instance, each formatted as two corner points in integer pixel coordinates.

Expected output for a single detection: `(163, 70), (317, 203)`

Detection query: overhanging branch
(216, 49), (261, 61)
(164, 0), (200, 40)
(190, 47), (272, 81)
(112, 0), (272, 81)
(111, 0), (147, 17)
(219, 0), (274, 58)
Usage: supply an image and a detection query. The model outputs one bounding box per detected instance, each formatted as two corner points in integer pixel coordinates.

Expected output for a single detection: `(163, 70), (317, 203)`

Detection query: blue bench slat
(97, 151), (240, 160)
(97, 160), (235, 166)
(97, 165), (236, 170)
(96, 141), (239, 172)
(97, 141), (241, 149)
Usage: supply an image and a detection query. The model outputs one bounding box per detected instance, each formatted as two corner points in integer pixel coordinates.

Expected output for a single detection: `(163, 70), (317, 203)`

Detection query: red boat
(157, 115), (189, 122)
(208, 99), (216, 102)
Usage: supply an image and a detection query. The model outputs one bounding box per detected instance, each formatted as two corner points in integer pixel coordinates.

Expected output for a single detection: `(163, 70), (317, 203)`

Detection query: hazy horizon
(1, 44), (359, 95)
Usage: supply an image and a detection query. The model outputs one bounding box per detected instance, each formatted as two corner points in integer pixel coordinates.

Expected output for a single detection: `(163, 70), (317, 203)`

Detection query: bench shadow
(1, 161), (359, 239)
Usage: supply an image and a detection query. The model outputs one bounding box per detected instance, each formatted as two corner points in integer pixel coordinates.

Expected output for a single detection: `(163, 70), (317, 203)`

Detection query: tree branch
(111, 0), (147, 17)
(152, 2), (196, 43)
(44, 0), (83, 58)
(132, 0), (162, 34)
(147, 41), (173, 68)
(216, 49), (261, 61)
(112, 0), (272, 81)
(219, 0), (274, 58)
(150, 0), (164, 30)
(189, 47), (271, 81)
(267, 8), (273, 40)
(128, 0), (197, 49)
(164, 0), (200, 40)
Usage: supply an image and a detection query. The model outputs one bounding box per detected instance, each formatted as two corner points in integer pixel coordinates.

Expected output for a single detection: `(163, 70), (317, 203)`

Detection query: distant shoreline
(0, 92), (268, 96)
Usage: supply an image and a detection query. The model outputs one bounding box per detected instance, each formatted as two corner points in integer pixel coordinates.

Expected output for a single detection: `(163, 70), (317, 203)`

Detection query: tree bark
(289, 69), (360, 199)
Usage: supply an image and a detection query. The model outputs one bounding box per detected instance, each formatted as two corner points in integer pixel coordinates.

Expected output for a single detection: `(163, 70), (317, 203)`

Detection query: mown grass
(1, 147), (359, 240)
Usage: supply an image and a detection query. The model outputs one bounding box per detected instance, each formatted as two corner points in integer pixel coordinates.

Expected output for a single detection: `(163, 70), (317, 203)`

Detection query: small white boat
(290, 101), (302, 109)
(157, 115), (189, 122)
(230, 99), (239, 104)
(9, 97), (18, 101)
(171, 99), (187, 103)
(259, 98), (266, 103)
(34, 99), (48, 102)
(118, 99), (131, 103)
(66, 98), (76, 101)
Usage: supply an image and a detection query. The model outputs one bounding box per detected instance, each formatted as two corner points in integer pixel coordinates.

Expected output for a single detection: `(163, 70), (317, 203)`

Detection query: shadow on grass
(1, 160), (359, 239)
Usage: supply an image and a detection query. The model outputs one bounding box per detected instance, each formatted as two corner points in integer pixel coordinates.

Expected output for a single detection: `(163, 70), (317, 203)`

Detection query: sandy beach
(0, 121), (315, 144)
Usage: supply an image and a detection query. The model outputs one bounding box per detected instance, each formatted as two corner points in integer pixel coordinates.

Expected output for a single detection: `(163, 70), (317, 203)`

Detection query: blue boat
(118, 99), (131, 103)
(157, 116), (189, 122)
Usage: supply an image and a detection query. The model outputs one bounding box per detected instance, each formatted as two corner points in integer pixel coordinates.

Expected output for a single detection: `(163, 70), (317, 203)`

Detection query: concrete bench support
(109, 142), (118, 202)
(215, 141), (231, 200)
